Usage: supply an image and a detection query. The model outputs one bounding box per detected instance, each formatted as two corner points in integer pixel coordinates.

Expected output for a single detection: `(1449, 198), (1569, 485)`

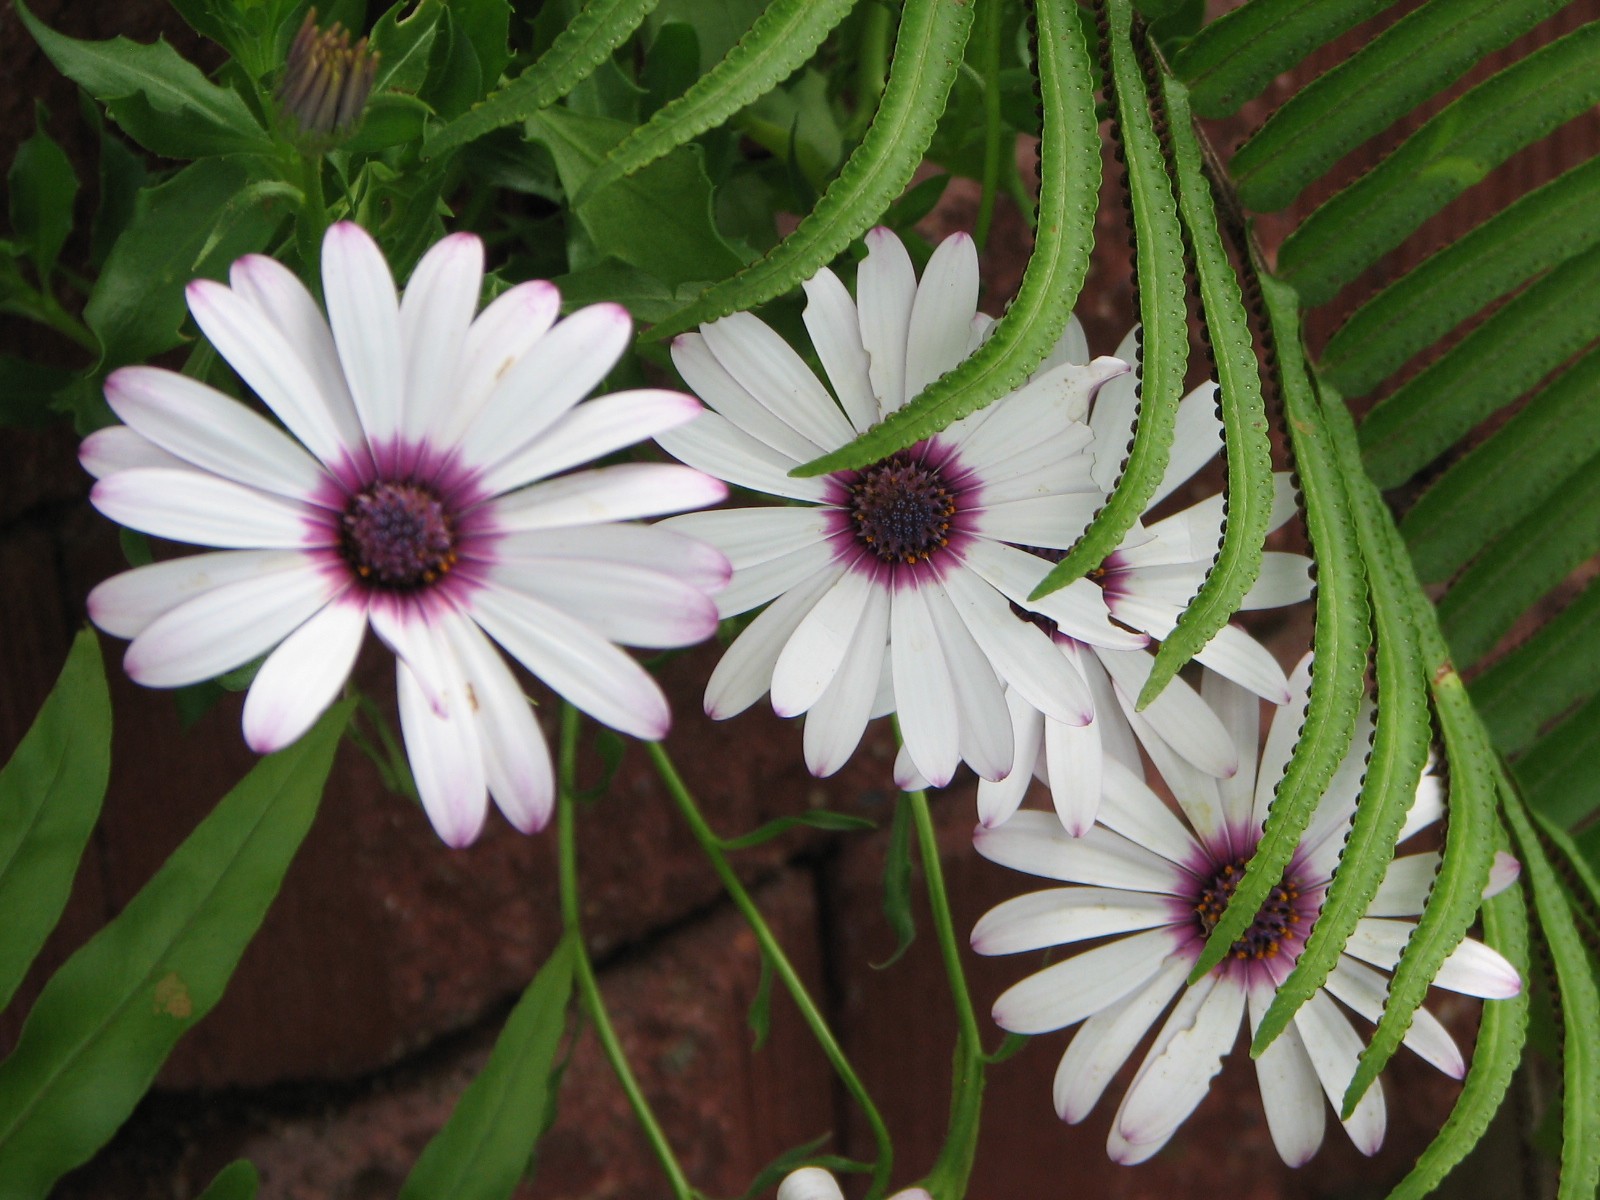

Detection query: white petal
(704, 565), (844, 719)
(1240, 552), (1315, 610)
(941, 566), (1092, 726)
(1034, 313), (1090, 376)
(400, 232), (481, 443)
(958, 358), (1125, 469)
(858, 226), (916, 414)
(656, 410), (829, 503)
(491, 557), (718, 648)
(480, 389), (707, 496)
(777, 1168), (844, 1200)
(242, 594), (367, 752)
(462, 303), (633, 472)
(79, 423), (194, 479)
(925, 580), (1012, 782)
(124, 564), (340, 688)
(1077, 647), (1143, 773)
(661, 506), (832, 571)
(490, 463), (727, 532)
(714, 540), (841, 618)
(187, 277), (365, 471)
(966, 426), (1099, 504)
(1247, 981), (1326, 1166)
(670, 331), (824, 462)
(1366, 852), (1439, 917)
(891, 584), (961, 787)
(1344, 920), (1523, 999)
(903, 232), (979, 399)
(1268, 470), (1300, 532)
(771, 568), (877, 716)
(498, 523), (731, 595)
(803, 583), (889, 776)
(977, 690), (1043, 827)
(397, 654), (488, 849)
(105, 366), (329, 501)
(1054, 953), (1189, 1122)
(88, 549), (309, 639)
(321, 221), (405, 446)
(701, 312), (856, 451)
(444, 279), (561, 442)
(93, 468), (328, 550)
(1324, 956), (1465, 1079)
(1088, 326), (1142, 491)
(992, 927), (1181, 1034)
(1111, 593), (1293, 704)
(801, 267), (877, 432)
(971, 886), (1175, 955)
(471, 586), (669, 739)
(1203, 667), (1259, 835)
(973, 493), (1103, 550)
(1254, 652), (1315, 828)
(368, 597), (458, 712)
(1097, 646), (1238, 780)
(960, 539), (1146, 650)
(1098, 756), (1201, 864)
(893, 741), (932, 791)
(974, 811), (1181, 893)
(1144, 382), (1222, 510)
(442, 614), (554, 834)
(1117, 972), (1245, 1146)
(1294, 989), (1386, 1156)
(1397, 767), (1445, 844)
(1045, 712), (1101, 836)
(1484, 850), (1522, 899)
(1117, 495), (1224, 569)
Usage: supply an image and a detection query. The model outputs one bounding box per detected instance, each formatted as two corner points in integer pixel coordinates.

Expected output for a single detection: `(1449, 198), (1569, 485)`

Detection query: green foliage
(1471, 577), (1600, 756)
(876, 792), (917, 970)
(7, 107), (78, 284)
(0, 701), (349, 1199)
(196, 1160), (260, 1200)
(400, 937), (576, 1200)
(718, 809), (875, 850)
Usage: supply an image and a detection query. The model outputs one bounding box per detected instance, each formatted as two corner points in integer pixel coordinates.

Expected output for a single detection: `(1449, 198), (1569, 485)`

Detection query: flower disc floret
(845, 451), (958, 564)
(341, 480), (457, 588)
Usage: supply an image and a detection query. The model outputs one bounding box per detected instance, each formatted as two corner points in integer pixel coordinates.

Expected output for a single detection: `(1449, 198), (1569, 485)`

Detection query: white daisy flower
(777, 1167), (928, 1200)
(658, 226), (1149, 791)
(971, 654), (1523, 1166)
(82, 222), (730, 848)
(977, 327), (1316, 834)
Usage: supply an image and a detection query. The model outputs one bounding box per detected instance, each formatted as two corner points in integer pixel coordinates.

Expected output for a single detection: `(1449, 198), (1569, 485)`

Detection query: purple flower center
(847, 453), (956, 564)
(341, 481), (457, 589)
(1193, 858), (1306, 963)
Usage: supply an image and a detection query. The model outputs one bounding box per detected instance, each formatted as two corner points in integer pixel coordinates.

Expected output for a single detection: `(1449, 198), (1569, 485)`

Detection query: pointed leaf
(1472, 576), (1600, 758)
(719, 809), (875, 851)
(7, 107), (78, 282)
(875, 792), (917, 970)
(1514, 690), (1600, 830)
(196, 1160), (259, 1200)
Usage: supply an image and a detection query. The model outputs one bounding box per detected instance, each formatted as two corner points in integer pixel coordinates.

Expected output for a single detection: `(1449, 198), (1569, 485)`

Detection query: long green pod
(1277, 18), (1600, 309)
(1501, 779), (1600, 1200)
(1191, 267), (1369, 980)
(1230, 0), (1573, 213)
(1029, 0), (1186, 600)
(1384, 842), (1529, 1200)
(1170, 0), (1396, 120)
(1339, 516), (1497, 1118)
(1136, 73), (1272, 708)
(1322, 153), (1600, 400)
(422, 0), (660, 160)
(794, 0), (1100, 477)
(645, 0), (975, 341)
(573, 0), (858, 206)
(1250, 387), (1428, 1055)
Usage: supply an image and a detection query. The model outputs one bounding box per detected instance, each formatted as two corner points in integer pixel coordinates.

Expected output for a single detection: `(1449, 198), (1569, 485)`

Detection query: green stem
(646, 740), (895, 1200)
(559, 707), (695, 1200)
(906, 789), (985, 1200)
(295, 153), (330, 297)
(973, 0), (1005, 251)
(850, 2), (893, 140)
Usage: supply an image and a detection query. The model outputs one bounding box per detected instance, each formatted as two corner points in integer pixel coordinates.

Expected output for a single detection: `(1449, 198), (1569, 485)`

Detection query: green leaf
(399, 936), (576, 1200)
(0, 356), (74, 431)
(1359, 239), (1600, 491)
(1193, 269), (1369, 981)
(1170, 0), (1394, 119)
(1514, 689), (1600, 829)
(1230, 0), (1571, 213)
(421, 9), (486, 120)
(422, 0), (660, 158)
(1501, 780), (1600, 1200)
(1030, 0), (1187, 595)
(747, 950), (773, 1050)
(572, 0), (858, 206)
(451, 0), (513, 89)
(1276, 18), (1600, 308)
(0, 629), (110, 1013)
(1436, 453), (1600, 669)
(528, 107), (745, 289)
(1137, 72), (1272, 706)
(794, 0), (1100, 479)
(7, 105), (78, 282)
(884, 172), (951, 231)
(343, 92), (433, 154)
(718, 809), (875, 851)
(550, 258), (702, 323)
(0, 701), (350, 1199)
(875, 792), (916, 970)
(1253, 389), (1428, 1056)
(640, 21), (699, 117)
(89, 123), (146, 273)
(1472, 577), (1600, 758)
(372, 0), (447, 95)
(85, 158), (286, 380)
(731, 1137), (873, 1200)
(644, 0), (976, 339)
(196, 1160), (259, 1200)
(1383, 845), (1529, 1200)
(1321, 153), (1600, 400)
(1399, 346), (1600, 585)
(14, 0), (272, 160)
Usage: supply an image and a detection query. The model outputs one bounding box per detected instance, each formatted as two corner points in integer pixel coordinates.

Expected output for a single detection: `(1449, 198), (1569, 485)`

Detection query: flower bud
(276, 10), (379, 148)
